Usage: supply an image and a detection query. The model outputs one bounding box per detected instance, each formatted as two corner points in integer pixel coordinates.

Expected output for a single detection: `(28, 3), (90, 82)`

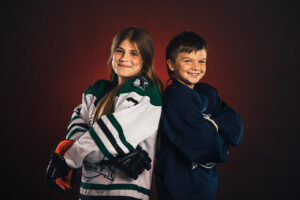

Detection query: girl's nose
(120, 52), (130, 62)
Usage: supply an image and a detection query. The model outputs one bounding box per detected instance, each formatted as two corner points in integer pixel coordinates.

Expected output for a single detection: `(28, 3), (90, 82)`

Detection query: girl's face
(112, 39), (143, 84)
(167, 49), (207, 89)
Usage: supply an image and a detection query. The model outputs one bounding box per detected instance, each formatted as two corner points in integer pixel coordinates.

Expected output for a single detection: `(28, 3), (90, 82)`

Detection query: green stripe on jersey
(88, 128), (113, 159)
(107, 114), (134, 152)
(118, 76), (161, 106)
(68, 115), (81, 126)
(80, 182), (150, 196)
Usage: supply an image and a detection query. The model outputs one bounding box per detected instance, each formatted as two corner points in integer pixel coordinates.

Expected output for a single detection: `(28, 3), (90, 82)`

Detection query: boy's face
(168, 49), (207, 89)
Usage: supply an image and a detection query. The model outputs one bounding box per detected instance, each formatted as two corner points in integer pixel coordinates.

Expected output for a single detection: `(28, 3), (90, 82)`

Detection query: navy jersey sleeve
(196, 83), (243, 146)
(161, 82), (229, 163)
(212, 101), (243, 146)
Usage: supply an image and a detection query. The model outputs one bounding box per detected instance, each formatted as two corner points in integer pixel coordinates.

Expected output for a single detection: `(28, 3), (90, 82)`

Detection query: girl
(46, 27), (163, 200)
(155, 31), (243, 200)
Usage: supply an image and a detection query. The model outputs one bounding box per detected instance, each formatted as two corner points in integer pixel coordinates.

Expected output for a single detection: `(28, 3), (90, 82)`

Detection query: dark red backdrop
(1, 0), (298, 199)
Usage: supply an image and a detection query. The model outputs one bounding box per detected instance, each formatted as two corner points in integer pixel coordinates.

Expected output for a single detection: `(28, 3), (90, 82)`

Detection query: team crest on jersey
(89, 115), (94, 127)
(82, 161), (115, 181)
(131, 76), (149, 91)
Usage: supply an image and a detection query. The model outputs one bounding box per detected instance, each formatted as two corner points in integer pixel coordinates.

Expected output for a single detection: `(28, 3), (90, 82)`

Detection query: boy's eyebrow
(181, 56), (206, 60)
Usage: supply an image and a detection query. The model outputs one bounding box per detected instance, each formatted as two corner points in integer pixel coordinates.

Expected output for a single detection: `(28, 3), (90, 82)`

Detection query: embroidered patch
(82, 161), (115, 181)
(131, 77), (149, 91)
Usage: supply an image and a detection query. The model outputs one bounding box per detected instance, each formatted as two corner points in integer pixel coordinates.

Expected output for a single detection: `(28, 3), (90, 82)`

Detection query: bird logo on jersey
(82, 161), (115, 181)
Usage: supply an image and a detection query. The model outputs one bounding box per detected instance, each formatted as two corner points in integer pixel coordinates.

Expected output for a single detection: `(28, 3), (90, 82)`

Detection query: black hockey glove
(103, 146), (151, 180)
(46, 140), (78, 194)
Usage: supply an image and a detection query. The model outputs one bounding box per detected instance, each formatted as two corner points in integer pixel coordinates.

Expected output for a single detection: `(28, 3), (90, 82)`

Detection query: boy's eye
(184, 60), (191, 63)
(199, 60), (206, 64)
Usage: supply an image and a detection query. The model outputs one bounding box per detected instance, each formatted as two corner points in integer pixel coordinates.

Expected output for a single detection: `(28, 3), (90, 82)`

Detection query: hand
(105, 146), (152, 180)
(46, 140), (77, 193)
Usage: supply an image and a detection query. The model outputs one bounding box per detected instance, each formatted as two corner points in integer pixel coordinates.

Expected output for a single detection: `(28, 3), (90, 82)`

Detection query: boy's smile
(168, 49), (207, 89)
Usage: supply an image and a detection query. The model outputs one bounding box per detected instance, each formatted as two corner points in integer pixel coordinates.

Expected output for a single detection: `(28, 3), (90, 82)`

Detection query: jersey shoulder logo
(131, 76), (149, 91)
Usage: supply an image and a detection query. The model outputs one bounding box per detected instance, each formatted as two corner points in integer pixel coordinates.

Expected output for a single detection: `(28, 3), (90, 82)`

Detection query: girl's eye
(115, 49), (123, 54)
(130, 51), (138, 56)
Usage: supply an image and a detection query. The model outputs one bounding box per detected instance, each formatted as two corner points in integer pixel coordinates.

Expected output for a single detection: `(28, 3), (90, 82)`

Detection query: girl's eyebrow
(116, 46), (139, 52)
(115, 47), (124, 51)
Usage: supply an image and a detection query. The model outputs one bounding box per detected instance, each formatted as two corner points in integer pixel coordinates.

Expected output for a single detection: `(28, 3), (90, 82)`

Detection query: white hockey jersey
(63, 76), (162, 200)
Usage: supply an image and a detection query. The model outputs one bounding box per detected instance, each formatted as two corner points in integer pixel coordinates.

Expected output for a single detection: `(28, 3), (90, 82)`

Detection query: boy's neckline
(172, 79), (196, 90)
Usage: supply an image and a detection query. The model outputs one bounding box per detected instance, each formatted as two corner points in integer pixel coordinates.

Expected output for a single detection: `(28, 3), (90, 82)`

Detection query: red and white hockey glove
(46, 140), (77, 193)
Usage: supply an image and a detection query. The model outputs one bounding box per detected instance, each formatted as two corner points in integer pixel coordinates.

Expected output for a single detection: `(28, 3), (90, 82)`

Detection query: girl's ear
(167, 59), (175, 71)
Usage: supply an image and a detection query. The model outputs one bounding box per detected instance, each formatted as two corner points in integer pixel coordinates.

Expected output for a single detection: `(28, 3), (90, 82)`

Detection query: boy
(155, 31), (243, 200)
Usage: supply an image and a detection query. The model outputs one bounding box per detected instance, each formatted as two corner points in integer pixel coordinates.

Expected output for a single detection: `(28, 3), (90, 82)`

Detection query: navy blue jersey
(155, 80), (243, 200)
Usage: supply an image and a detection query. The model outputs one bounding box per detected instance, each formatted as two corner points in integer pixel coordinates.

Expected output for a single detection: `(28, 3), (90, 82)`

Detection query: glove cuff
(48, 153), (70, 179)
(54, 140), (74, 155)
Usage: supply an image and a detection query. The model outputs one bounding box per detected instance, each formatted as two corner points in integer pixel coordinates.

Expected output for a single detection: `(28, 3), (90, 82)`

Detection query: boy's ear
(167, 59), (175, 71)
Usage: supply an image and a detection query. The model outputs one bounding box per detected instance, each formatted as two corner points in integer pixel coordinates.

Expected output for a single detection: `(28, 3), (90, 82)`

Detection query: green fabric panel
(118, 76), (162, 106)
(84, 80), (115, 106)
(80, 182), (150, 196)
(106, 114), (134, 152)
(85, 80), (111, 96)
(88, 127), (113, 159)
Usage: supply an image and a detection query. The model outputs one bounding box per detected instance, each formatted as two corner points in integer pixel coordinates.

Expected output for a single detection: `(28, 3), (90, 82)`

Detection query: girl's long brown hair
(93, 27), (163, 124)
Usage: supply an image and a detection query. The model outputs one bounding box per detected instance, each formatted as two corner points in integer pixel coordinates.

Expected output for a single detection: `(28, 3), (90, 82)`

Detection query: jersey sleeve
(64, 77), (162, 168)
(200, 84), (244, 146)
(161, 89), (224, 163)
(65, 93), (93, 141)
(211, 101), (243, 146)
(65, 80), (111, 140)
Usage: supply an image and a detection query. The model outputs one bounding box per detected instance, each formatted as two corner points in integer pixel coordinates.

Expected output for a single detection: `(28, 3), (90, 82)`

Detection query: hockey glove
(46, 140), (77, 193)
(103, 146), (151, 180)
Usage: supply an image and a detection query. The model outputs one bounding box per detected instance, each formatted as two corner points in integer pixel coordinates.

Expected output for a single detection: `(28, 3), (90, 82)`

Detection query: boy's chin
(177, 79), (198, 88)
(187, 78), (201, 85)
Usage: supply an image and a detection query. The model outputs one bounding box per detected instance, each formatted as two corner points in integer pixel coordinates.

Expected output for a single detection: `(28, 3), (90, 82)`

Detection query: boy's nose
(191, 65), (200, 71)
